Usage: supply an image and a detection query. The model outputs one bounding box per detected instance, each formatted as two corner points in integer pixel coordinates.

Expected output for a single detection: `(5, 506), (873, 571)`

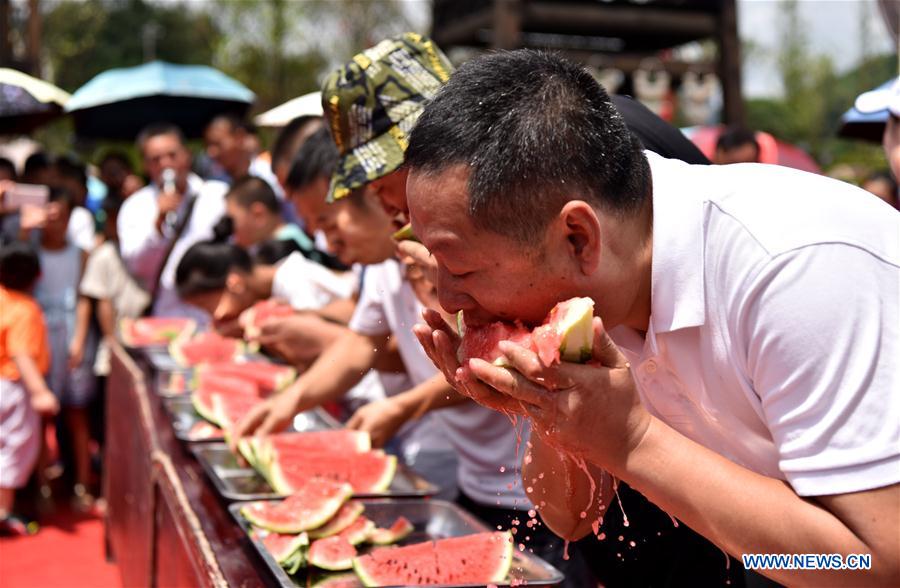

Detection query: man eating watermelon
(405, 50), (899, 587)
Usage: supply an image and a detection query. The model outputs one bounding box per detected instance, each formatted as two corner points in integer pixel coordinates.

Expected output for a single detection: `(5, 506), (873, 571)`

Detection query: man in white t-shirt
(118, 123), (227, 323)
(407, 51), (899, 587)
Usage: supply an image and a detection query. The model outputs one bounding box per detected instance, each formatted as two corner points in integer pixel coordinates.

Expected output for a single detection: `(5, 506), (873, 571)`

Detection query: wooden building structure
(431, 0), (744, 125)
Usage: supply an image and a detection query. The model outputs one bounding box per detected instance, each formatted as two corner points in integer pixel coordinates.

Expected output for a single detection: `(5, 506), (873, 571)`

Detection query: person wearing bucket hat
(321, 32), (451, 219)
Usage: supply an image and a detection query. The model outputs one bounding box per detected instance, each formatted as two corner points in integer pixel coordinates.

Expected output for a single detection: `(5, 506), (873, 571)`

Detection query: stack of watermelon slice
(119, 317), (196, 347)
(241, 479), (513, 585)
(242, 431), (397, 495)
(189, 361), (295, 436)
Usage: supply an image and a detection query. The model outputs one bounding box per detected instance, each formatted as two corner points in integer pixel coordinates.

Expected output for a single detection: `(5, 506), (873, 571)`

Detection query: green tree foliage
(746, 0), (895, 173)
(43, 0), (221, 93)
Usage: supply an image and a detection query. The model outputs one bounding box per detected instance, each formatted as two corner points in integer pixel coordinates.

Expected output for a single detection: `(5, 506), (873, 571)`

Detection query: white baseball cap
(854, 77), (900, 117)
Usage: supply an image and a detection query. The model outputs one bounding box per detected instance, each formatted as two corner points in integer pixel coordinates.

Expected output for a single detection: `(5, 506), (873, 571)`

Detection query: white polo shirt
(610, 152), (900, 497)
(350, 259), (529, 509)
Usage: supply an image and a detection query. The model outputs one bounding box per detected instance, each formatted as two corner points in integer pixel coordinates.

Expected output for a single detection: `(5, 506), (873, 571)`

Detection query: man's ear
(558, 200), (602, 274)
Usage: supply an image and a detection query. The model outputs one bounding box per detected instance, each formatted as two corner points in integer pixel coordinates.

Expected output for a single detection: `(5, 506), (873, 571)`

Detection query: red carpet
(0, 507), (119, 588)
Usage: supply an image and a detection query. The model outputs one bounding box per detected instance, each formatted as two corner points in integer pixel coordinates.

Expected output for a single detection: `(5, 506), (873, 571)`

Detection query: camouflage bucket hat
(321, 32), (453, 201)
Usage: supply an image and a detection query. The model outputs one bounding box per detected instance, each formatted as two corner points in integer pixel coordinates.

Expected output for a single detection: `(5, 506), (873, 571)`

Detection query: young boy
(224, 176), (312, 254)
(0, 242), (59, 535)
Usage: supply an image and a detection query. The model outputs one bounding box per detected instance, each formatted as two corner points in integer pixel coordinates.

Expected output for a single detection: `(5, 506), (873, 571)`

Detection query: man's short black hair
(0, 241), (41, 291)
(0, 157), (16, 179)
(271, 115), (322, 174)
(48, 186), (74, 210)
(405, 50), (651, 241)
(175, 240), (253, 299)
(285, 126), (338, 192)
(254, 238), (302, 265)
(99, 150), (133, 171)
(207, 113), (256, 135)
(54, 155), (88, 189)
(22, 151), (51, 180)
(136, 122), (186, 153)
(226, 176), (281, 215)
(716, 126), (759, 154)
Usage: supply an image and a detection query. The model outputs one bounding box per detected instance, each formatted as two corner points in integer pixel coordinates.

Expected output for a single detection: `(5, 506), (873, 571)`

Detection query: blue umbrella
(66, 61), (255, 140)
(838, 79), (896, 143)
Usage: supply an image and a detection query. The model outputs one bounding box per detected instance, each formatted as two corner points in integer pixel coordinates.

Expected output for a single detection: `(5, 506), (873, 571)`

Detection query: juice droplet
(526, 486), (533, 493)
(528, 509), (537, 518)
(629, 540), (636, 547)
(518, 543), (525, 551)
(617, 535), (624, 542)
(499, 466), (506, 473)
(562, 540), (570, 560)
(591, 519), (601, 535)
(538, 473), (544, 479)
(598, 532), (606, 540)
(579, 511), (587, 519)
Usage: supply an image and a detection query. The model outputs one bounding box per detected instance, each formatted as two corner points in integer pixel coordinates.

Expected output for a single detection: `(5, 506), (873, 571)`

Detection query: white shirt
(67, 206), (96, 252)
(118, 173), (227, 324)
(611, 152), (900, 497)
(350, 259), (529, 508)
(272, 252), (358, 310)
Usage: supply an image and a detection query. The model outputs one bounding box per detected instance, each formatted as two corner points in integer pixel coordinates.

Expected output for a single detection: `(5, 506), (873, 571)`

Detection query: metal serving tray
(229, 498), (564, 587)
(164, 396), (339, 443)
(191, 443), (438, 501)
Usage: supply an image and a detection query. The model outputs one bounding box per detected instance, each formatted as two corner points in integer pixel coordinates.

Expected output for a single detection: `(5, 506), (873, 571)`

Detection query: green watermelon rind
(191, 389), (220, 426)
(554, 297), (595, 363)
(339, 517), (375, 546)
(240, 484), (353, 534)
(308, 501), (365, 539)
(268, 452), (397, 496)
(352, 531), (514, 588)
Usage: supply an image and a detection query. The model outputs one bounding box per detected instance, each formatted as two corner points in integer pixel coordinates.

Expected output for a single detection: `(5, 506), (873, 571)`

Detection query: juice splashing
(613, 477), (630, 527)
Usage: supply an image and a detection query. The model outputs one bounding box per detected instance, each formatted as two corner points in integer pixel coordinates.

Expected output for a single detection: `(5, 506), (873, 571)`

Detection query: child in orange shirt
(0, 242), (59, 535)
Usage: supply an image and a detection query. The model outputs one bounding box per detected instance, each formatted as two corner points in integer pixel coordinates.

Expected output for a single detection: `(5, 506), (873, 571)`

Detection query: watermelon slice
(391, 223), (419, 243)
(268, 451), (397, 495)
(258, 430), (371, 467)
(169, 331), (244, 367)
(258, 529), (309, 565)
(309, 535), (357, 571)
(367, 516), (414, 545)
(119, 317), (196, 347)
(211, 393), (265, 431)
(309, 501), (365, 539)
(353, 531), (513, 587)
(194, 361), (296, 392)
(240, 479), (353, 533)
(191, 379), (263, 425)
(240, 299), (296, 340)
(458, 296), (595, 367)
(338, 516), (374, 546)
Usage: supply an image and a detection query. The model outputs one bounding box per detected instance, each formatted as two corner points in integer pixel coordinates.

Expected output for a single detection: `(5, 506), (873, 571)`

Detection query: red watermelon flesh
(309, 535), (357, 571)
(169, 331), (243, 366)
(458, 297), (595, 367)
(261, 430), (371, 464)
(259, 530), (309, 564)
(241, 299), (295, 339)
(268, 451), (396, 495)
(309, 573), (360, 587)
(196, 361), (296, 392)
(120, 317), (196, 346)
(211, 393), (266, 430)
(191, 377), (265, 424)
(353, 531), (513, 587)
(240, 479), (353, 533)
